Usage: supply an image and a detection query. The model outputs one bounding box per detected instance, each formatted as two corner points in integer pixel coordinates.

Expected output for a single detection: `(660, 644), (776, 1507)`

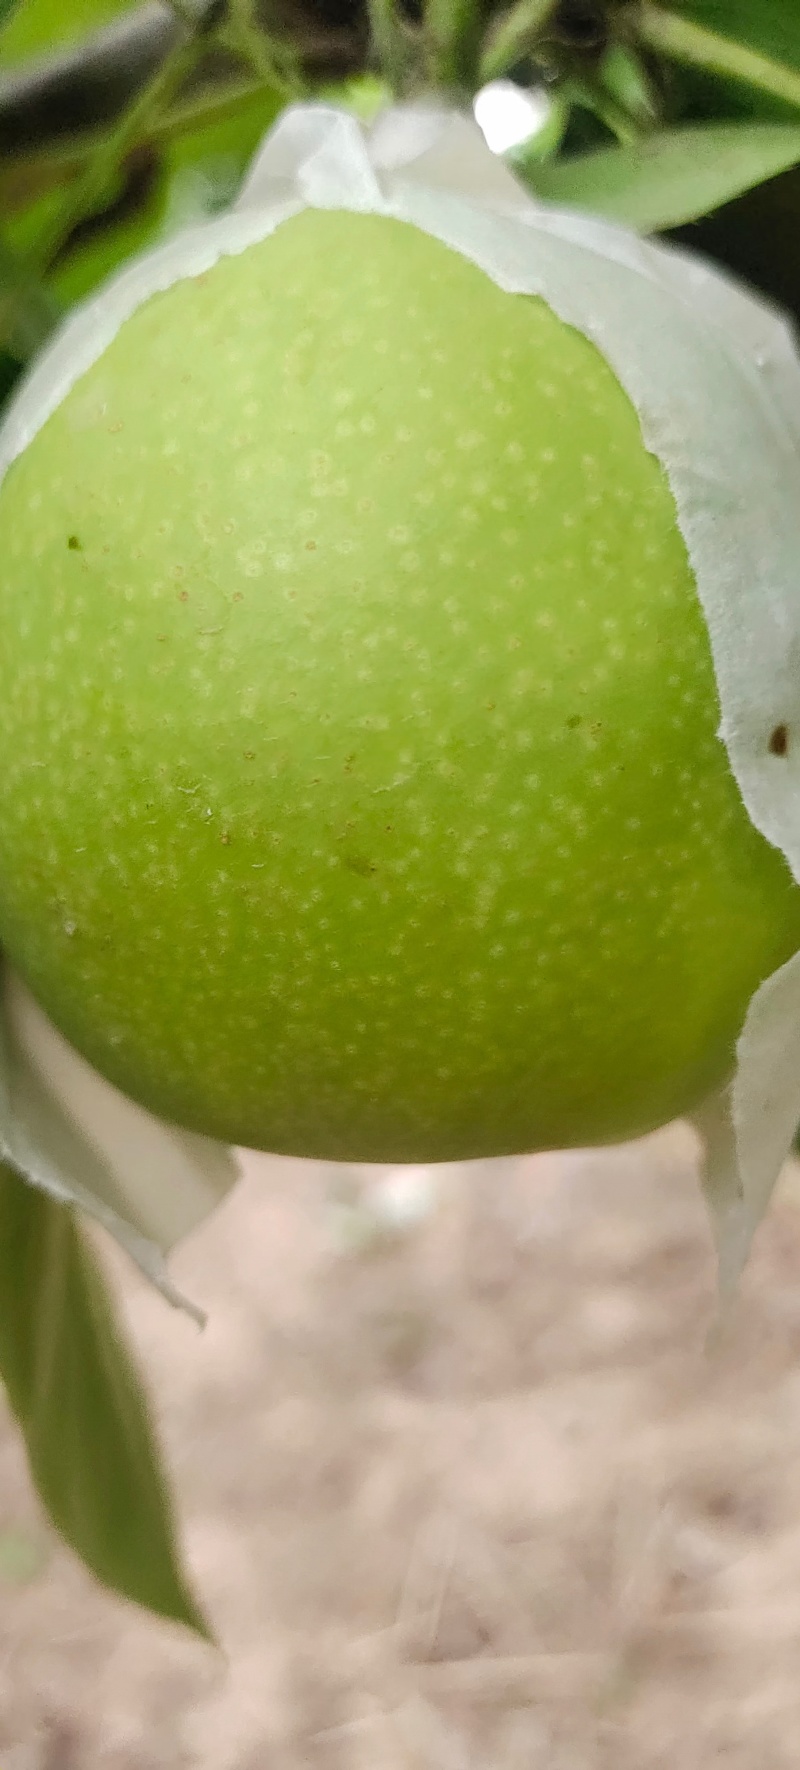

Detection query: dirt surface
(4, 1125), (800, 1766)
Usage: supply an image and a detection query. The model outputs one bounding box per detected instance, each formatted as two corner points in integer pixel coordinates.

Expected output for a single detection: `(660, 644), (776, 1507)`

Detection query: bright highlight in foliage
(473, 79), (551, 154)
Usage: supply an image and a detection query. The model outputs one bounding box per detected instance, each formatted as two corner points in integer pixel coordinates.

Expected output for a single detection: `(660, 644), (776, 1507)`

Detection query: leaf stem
(367, 0), (415, 93)
(29, 21), (208, 275)
(635, 5), (800, 113)
(479, 0), (556, 86)
(218, 0), (299, 95)
(566, 73), (641, 146)
(0, 71), (274, 217)
(424, 0), (484, 92)
(0, 6), (360, 167)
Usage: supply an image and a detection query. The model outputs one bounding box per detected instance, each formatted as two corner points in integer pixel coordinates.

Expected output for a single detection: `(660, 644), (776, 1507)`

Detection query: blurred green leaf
(680, 0), (800, 73)
(598, 44), (660, 130)
(636, 5), (800, 126)
(0, 0), (137, 63)
(0, 1163), (209, 1632)
(2, 79), (282, 315)
(563, 71), (641, 146)
(0, 226), (61, 357)
(0, 349), (23, 408)
(57, 88), (281, 305)
(478, 0), (554, 85)
(669, 161), (800, 322)
(0, 0), (23, 34)
(525, 121), (800, 230)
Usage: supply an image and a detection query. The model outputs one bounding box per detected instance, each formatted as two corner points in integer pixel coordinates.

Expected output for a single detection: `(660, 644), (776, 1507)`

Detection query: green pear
(0, 207), (798, 1161)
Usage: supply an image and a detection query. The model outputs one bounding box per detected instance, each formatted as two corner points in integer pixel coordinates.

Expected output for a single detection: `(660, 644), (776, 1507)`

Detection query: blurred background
(7, 1135), (800, 1767)
(4, 1), (800, 1764)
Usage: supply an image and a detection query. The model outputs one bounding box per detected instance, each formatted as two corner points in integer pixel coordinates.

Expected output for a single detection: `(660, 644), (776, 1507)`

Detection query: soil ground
(4, 1125), (800, 1767)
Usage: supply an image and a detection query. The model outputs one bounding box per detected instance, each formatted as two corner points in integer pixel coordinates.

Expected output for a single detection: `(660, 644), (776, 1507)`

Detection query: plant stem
(479, 0), (556, 85)
(635, 5), (800, 113)
(367, 0), (415, 93)
(566, 73), (640, 145)
(599, 42), (659, 130)
(0, 4), (361, 154)
(29, 22), (207, 274)
(0, 71), (277, 219)
(219, 0), (299, 95)
(425, 0), (483, 92)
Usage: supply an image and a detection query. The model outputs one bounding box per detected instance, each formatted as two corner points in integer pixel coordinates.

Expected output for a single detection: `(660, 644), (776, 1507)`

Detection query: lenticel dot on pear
(0, 207), (798, 1162)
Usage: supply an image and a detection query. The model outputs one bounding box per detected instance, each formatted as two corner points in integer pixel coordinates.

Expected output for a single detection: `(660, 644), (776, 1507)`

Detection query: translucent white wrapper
(0, 966), (239, 1314)
(3, 100), (800, 1286)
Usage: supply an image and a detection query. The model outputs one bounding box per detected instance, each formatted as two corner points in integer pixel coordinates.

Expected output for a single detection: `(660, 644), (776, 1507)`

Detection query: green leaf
(2, 82), (284, 316)
(478, 0), (555, 85)
(634, 5), (800, 125)
(0, 348), (23, 411)
(0, 1162), (209, 1632)
(525, 122), (800, 231)
(597, 44), (660, 131)
(0, 0), (23, 34)
(0, 0), (137, 63)
(680, 0), (800, 74)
